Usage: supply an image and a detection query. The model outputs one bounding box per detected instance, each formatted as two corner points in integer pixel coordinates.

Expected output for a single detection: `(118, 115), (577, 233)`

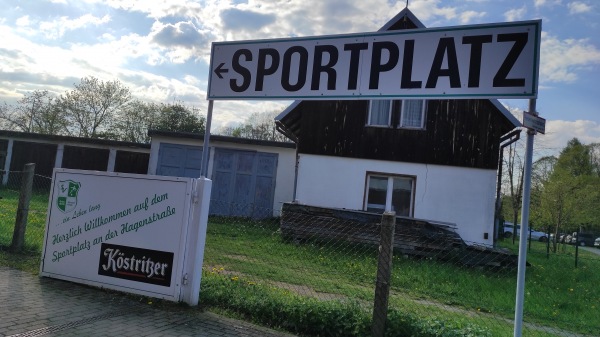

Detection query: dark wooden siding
(114, 151), (149, 174)
(0, 139), (7, 171)
(9, 141), (57, 177)
(62, 146), (109, 171)
(296, 99), (514, 170)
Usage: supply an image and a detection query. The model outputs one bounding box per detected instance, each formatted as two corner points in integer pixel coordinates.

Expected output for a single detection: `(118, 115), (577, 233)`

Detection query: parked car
(595, 237), (600, 248)
(503, 223), (548, 242)
(573, 232), (597, 246)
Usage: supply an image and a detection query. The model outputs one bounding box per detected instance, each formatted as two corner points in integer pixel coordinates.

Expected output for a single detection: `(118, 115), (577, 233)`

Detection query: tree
(536, 138), (600, 251)
(529, 155), (557, 236)
(58, 77), (131, 138)
(152, 102), (205, 134)
(219, 111), (291, 142)
(501, 140), (525, 241)
(113, 100), (159, 143)
(0, 90), (66, 134)
(588, 143), (600, 177)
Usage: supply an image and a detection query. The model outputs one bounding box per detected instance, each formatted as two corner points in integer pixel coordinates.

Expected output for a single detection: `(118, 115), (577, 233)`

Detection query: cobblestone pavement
(0, 267), (294, 337)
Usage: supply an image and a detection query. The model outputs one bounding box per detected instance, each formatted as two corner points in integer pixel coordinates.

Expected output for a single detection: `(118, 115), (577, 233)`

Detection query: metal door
(211, 149), (278, 218)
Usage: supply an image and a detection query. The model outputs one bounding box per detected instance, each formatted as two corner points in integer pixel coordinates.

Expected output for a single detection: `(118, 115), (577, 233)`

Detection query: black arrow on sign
(214, 63), (229, 79)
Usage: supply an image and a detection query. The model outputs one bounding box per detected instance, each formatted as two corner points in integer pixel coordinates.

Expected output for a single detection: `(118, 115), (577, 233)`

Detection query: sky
(0, 0), (598, 156)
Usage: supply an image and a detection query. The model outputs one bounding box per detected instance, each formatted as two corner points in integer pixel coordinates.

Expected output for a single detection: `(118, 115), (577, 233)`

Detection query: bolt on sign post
(204, 19), (541, 336)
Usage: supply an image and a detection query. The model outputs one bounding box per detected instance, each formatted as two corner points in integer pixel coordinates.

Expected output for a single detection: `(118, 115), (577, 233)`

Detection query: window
(368, 100), (392, 126)
(364, 174), (414, 216)
(367, 99), (426, 129)
(400, 100), (425, 128)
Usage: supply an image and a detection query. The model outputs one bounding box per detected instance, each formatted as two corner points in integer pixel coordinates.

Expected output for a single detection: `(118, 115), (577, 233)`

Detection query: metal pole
(201, 100), (214, 178)
(514, 99), (536, 337)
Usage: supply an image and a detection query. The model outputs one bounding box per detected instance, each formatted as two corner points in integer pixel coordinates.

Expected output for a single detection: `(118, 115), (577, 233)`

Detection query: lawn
(202, 219), (600, 336)
(1, 190), (598, 336)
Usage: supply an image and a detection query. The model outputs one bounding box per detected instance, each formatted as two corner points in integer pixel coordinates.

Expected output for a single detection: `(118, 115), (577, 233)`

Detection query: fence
(0, 168), (52, 253)
(1, 168), (599, 336)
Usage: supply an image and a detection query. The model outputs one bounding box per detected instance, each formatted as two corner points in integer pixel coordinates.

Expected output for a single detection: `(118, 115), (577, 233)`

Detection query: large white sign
(208, 20), (541, 100)
(40, 169), (210, 303)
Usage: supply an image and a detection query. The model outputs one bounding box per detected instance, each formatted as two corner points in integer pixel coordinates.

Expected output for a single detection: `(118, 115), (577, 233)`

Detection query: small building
(147, 130), (296, 218)
(0, 130), (150, 187)
(275, 8), (521, 245)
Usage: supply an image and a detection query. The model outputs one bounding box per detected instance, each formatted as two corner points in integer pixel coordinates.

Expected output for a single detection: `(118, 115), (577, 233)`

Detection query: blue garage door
(211, 148), (278, 218)
(156, 143), (202, 178)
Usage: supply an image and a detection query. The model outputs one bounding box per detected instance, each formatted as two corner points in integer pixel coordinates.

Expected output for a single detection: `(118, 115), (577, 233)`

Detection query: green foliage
(219, 111), (291, 142)
(58, 76), (132, 138)
(0, 77), (205, 142)
(0, 90), (66, 134)
(0, 189), (49, 253)
(385, 309), (492, 337)
(203, 220), (599, 335)
(201, 271), (492, 337)
(152, 102), (205, 134)
(531, 138), (600, 235)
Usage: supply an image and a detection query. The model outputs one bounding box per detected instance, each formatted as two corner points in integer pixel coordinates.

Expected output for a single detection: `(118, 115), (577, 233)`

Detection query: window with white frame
(400, 100), (425, 128)
(364, 173), (414, 216)
(368, 100), (392, 126)
(367, 99), (426, 129)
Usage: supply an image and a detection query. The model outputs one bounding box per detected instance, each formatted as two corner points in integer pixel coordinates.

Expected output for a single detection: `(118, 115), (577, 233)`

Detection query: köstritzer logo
(98, 243), (174, 287)
(57, 180), (81, 213)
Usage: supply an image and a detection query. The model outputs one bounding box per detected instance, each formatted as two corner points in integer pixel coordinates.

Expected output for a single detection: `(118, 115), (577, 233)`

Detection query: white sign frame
(208, 20), (541, 100)
(40, 169), (210, 303)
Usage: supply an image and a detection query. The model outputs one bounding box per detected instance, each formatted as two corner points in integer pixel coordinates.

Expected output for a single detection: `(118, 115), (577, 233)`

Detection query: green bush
(200, 271), (492, 337)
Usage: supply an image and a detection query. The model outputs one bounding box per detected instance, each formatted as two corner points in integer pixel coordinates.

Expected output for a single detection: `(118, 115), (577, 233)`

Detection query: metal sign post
(201, 100), (214, 178)
(514, 98), (537, 337)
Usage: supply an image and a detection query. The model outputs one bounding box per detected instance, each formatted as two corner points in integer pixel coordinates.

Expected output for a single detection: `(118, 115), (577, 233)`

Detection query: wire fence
(1, 168), (599, 336)
(0, 170), (52, 253)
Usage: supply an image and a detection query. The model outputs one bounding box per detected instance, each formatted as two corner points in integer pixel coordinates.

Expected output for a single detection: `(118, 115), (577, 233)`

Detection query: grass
(0, 188), (49, 253)
(203, 219), (600, 336)
(1, 191), (599, 336)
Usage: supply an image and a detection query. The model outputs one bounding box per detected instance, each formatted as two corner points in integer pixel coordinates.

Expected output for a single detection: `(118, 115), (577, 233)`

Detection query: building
(275, 8), (521, 245)
(147, 130), (296, 218)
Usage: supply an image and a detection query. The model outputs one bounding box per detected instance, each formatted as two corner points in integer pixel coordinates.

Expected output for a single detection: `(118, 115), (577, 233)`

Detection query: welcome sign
(40, 169), (206, 302)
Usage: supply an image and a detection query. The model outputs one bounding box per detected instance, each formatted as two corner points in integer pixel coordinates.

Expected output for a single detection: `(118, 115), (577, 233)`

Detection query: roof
(148, 129), (296, 149)
(0, 130), (150, 149)
(275, 8), (522, 140)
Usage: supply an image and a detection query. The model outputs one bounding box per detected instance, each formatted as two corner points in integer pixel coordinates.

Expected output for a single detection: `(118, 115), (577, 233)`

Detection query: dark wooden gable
(294, 99), (513, 169)
(276, 8), (519, 170)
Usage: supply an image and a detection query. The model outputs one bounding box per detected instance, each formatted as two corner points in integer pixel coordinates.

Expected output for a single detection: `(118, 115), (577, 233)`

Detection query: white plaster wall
(149, 136), (296, 216)
(295, 154), (496, 245)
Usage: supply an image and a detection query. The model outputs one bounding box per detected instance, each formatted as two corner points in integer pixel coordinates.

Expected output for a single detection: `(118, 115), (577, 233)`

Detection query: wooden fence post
(11, 163), (35, 252)
(372, 211), (396, 337)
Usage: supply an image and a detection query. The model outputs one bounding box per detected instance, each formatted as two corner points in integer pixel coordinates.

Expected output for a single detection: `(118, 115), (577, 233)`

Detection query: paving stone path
(0, 267), (294, 337)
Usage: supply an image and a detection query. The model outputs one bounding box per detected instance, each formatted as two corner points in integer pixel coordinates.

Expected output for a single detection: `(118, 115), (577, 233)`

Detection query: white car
(594, 237), (600, 248)
(503, 222), (548, 242)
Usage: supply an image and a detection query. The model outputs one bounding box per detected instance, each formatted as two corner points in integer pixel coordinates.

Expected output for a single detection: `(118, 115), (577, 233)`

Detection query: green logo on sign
(57, 180), (81, 213)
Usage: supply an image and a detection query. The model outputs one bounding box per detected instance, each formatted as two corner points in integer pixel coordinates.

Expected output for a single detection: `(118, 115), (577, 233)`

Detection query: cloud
(93, 0), (203, 20)
(459, 10), (487, 24)
(220, 8), (276, 31)
(504, 6), (527, 21)
(538, 119), (600, 154)
(38, 14), (111, 39)
(568, 1), (593, 14)
(149, 21), (214, 64)
(540, 32), (600, 83)
(534, 0), (563, 8)
(151, 21), (211, 47)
